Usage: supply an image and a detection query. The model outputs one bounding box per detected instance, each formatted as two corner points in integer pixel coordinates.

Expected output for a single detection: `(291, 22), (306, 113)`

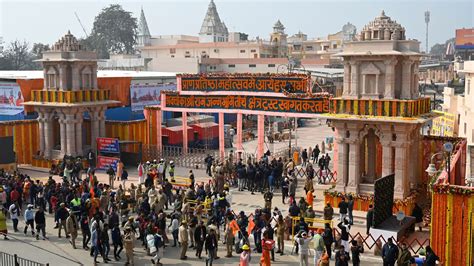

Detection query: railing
(330, 97), (431, 117)
(31, 89), (110, 104)
(0, 251), (48, 266)
(142, 145), (218, 168)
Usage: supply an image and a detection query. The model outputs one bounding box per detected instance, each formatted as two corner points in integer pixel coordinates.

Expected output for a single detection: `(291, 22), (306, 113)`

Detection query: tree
(86, 4), (137, 58)
(31, 43), (50, 59)
(0, 40), (35, 70)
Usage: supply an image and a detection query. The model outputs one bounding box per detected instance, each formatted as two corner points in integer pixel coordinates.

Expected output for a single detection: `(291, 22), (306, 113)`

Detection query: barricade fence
(0, 251), (48, 266)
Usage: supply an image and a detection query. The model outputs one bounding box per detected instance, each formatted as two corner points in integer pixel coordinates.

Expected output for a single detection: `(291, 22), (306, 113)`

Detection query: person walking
(337, 219), (351, 253)
(312, 145), (320, 164)
(116, 160), (124, 183)
(366, 204), (374, 235)
(23, 204), (35, 236)
(35, 206), (48, 240)
(57, 202), (69, 238)
(111, 224), (123, 261)
(195, 221), (207, 259)
(179, 221), (189, 260)
(0, 208), (8, 240)
(338, 197), (348, 221)
(107, 165), (115, 189)
(137, 162), (144, 184)
(323, 202), (334, 222)
(322, 223), (334, 259)
(281, 178), (289, 204)
(151, 229), (164, 266)
(275, 215), (286, 255)
(225, 221), (235, 258)
(66, 210), (78, 249)
(347, 195), (354, 225)
(123, 227), (135, 266)
(350, 240), (364, 266)
(313, 229), (326, 265)
(205, 228), (218, 266)
(335, 245), (350, 266)
(382, 238), (399, 266)
(260, 230), (275, 266)
(169, 215), (179, 247)
(8, 202), (20, 232)
(302, 149), (308, 167)
(100, 223), (111, 262)
(80, 213), (91, 250)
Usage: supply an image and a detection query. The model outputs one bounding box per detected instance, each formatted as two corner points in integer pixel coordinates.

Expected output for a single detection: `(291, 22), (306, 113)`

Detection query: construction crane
(74, 12), (89, 37)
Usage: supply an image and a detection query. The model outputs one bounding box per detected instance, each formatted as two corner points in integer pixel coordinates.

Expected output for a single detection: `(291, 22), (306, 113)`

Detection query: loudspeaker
(0, 136), (15, 164)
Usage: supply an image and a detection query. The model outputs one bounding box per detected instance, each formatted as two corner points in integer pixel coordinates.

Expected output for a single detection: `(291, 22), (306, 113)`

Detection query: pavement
(0, 121), (401, 265)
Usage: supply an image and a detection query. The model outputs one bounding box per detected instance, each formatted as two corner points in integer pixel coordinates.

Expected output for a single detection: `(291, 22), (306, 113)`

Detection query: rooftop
(0, 70), (177, 80)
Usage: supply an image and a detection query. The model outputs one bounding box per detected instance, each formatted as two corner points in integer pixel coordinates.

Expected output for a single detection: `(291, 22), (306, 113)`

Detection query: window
(240, 50), (245, 53)
(305, 46), (313, 51)
(228, 64), (235, 68)
(249, 64), (256, 68)
(201, 51), (206, 54)
(214, 49), (219, 53)
(468, 79), (471, 95)
(268, 64), (275, 67)
(170, 48), (176, 54)
(185, 55), (191, 58)
(185, 51), (190, 54)
(333, 44), (337, 49)
(250, 49), (256, 53)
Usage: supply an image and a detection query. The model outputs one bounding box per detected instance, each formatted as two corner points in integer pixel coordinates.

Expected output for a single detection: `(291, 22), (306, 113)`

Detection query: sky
(0, 0), (473, 52)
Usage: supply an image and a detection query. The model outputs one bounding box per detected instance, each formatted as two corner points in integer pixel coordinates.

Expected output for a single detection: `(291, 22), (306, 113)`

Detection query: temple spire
(137, 7), (151, 47)
(199, 0), (228, 42)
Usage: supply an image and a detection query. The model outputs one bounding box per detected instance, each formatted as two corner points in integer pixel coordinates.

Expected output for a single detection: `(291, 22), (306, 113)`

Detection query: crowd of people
(0, 147), (441, 266)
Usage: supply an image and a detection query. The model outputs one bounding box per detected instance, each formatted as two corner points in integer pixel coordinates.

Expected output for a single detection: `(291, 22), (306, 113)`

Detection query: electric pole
(425, 11), (430, 54)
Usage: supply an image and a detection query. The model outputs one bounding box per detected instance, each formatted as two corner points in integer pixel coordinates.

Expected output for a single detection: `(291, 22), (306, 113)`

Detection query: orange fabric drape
(97, 77), (132, 107)
(16, 79), (44, 113)
(0, 120), (39, 164)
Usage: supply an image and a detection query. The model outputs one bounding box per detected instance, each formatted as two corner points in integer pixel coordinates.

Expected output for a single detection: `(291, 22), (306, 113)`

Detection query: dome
(359, 11), (406, 41)
(52, 31), (84, 52)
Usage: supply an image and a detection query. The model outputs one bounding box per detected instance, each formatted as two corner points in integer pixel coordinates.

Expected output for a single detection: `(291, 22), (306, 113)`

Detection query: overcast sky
(0, 0), (473, 51)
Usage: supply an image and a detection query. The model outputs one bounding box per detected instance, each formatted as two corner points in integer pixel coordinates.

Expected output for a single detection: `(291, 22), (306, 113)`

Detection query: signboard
(164, 94), (330, 114)
(97, 156), (120, 171)
(97, 137), (120, 153)
(130, 83), (176, 112)
(0, 83), (24, 115)
(431, 111), (455, 137)
(455, 28), (474, 49)
(179, 74), (309, 93)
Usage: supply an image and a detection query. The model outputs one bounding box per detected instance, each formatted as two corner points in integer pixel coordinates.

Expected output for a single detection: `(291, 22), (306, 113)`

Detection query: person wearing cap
(295, 230), (313, 266)
(169, 161), (175, 183)
(123, 227), (135, 265)
(8, 202), (20, 232)
(240, 244), (251, 266)
(24, 204), (35, 236)
(179, 221), (189, 260)
(157, 159), (165, 185)
(350, 239), (364, 266)
(313, 228), (326, 265)
(66, 210), (78, 248)
(335, 245), (350, 266)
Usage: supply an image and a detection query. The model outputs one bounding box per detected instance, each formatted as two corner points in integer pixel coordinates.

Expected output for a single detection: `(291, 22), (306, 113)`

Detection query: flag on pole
(247, 218), (255, 236)
(229, 220), (240, 236)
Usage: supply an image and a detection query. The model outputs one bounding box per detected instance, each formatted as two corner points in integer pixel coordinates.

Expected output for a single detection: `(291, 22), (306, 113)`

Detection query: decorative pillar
(347, 138), (360, 194)
(218, 113), (225, 159)
(76, 113), (83, 156)
(65, 113), (77, 156)
(92, 66), (98, 89)
(99, 108), (106, 137)
(90, 109), (99, 152)
(401, 59), (413, 99)
(394, 143), (409, 199)
(335, 138), (348, 192)
(43, 69), (49, 89)
(59, 64), (66, 90)
(59, 112), (67, 156)
(72, 64), (80, 90)
(236, 112), (243, 151)
(384, 58), (397, 99)
(155, 108), (163, 153)
(381, 142), (394, 177)
(343, 61), (351, 95)
(349, 61), (360, 98)
(182, 112), (188, 155)
(37, 112), (45, 156)
(257, 114), (265, 160)
(43, 112), (54, 159)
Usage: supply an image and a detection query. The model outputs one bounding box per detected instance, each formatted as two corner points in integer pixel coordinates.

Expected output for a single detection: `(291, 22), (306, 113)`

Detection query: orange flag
(229, 220), (240, 236)
(247, 218), (255, 236)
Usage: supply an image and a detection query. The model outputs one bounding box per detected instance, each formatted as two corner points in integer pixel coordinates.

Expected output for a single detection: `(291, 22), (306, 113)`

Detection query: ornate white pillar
(90, 108), (100, 152)
(58, 64), (66, 90)
(384, 58), (397, 99)
(394, 140), (409, 199)
(65, 112), (77, 156)
(76, 112), (83, 156)
(99, 108), (106, 137)
(72, 64), (80, 91)
(92, 66), (98, 89)
(59, 112), (67, 157)
(401, 59), (413, 99)
(37, 112), (45, 156)
(381, 142), (394, 177)
(343, 61), (351, 96)
(43, 69), (49, 89)
(349, 61), (360, 98)
(43, 112), (54, 159)
(335, 137), (349, 192)
(347, 138), (361, 194)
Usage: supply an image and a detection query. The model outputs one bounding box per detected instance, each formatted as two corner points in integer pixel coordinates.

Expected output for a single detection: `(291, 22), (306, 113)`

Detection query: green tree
(87, 4), (137, 58)
(0, 40), (35, 70)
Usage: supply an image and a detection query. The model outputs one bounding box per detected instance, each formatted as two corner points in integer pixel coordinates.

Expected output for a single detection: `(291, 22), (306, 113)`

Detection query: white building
(443, 60), (474, 179)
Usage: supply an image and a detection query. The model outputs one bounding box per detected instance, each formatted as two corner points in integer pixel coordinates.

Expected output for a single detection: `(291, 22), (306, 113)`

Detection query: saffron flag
(229, 220), (240, 236)
(247, 218), (255, 236)
(89, 173), (95, 198)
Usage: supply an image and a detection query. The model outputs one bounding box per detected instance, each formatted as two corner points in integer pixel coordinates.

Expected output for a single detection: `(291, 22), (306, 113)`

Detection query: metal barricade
(0, 252), (48, 266)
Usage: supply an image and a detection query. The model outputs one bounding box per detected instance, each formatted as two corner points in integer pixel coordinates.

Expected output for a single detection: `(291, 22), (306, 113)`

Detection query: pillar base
(345, 185), (359, 195)
(334, 185), (346, 193)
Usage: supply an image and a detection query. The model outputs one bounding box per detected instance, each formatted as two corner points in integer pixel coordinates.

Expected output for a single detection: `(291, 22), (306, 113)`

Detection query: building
(330, 11), (428, 199)
(455, 28), (474, 60)
(22, 31), (119, 158)
(199, 0), (229, 43)
(442, 60), (474, 180)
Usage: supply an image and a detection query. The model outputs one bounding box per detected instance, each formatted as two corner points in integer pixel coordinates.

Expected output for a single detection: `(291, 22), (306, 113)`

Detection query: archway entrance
(361, 128), (382, 183)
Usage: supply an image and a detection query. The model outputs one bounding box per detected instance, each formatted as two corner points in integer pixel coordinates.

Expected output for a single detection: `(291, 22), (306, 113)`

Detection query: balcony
(330, 97), (431, 117)
(31, 89), (111, 104)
